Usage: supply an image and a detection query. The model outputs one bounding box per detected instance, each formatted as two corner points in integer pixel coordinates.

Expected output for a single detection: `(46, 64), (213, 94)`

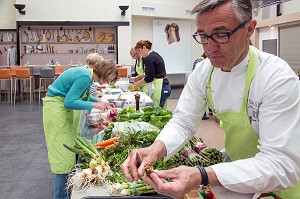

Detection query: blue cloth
(54, 174), (68, 199)
(46, 66), (98, 110)
(159, 84), (171, 107)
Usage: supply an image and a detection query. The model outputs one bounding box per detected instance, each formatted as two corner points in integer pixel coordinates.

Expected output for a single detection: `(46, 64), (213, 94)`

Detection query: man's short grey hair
(192, 0), (252, 23)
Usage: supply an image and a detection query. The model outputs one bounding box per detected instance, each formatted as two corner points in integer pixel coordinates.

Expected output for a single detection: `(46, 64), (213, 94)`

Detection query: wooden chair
(10, 66), (23, 77)
(54, 66), (64, 78)
(0, 69), (13, 104)
(14, 68), (34, 105)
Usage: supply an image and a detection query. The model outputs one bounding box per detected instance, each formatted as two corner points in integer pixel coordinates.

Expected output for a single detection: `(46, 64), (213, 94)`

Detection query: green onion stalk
(110, 180), (155, 196)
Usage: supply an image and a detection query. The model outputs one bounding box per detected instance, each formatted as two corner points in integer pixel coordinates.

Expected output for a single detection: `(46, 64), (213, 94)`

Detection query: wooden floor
(168, 99), (225, 150)
(167, 99), (225, 199)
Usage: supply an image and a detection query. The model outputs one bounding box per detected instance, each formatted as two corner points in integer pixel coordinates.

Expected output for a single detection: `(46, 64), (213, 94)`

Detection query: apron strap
(206, 46), (258, 114)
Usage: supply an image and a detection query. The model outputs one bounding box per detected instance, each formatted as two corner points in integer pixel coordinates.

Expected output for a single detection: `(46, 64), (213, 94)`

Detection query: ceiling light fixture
(14, 4), (26, 15)
(119, 6), (129, 16)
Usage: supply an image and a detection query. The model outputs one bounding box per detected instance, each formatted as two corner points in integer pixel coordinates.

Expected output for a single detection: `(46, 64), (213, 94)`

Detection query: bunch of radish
(107, 109), (119, 122)
(96, 119), (109, 132)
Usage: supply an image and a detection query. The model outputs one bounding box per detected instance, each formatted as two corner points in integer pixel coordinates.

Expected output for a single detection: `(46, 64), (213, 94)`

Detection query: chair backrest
(10, 66), (23, 77)
(32, 67), (42, 76)
(118, 67), (128, 77)
(15, 68), (31, 78)
(54, 66), (64, 76)
(40, 68), (55, 78)
(0, 69), (12, 79)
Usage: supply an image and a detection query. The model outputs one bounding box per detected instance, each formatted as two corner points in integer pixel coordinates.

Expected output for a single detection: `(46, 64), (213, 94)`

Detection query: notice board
(152, 20), (192, 74)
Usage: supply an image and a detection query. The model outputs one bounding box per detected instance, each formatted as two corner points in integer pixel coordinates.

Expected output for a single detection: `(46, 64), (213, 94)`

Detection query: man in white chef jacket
(121, 0), (300, 198)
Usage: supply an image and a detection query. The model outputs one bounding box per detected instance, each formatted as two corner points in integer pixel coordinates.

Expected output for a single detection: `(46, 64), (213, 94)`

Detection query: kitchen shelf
(22, 42), (116, 45)
(0, 42), (17, 45)
(0, 29), (17, 65)
(18, 25), (117, 66)
(23, 53), (115, 55)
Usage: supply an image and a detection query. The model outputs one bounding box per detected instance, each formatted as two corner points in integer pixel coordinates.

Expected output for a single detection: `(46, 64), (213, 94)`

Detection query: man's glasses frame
(192, 21), (247, 44)
(131, 52), (137, 59)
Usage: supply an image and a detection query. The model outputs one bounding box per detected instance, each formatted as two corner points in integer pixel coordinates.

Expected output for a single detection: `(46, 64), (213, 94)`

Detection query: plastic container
(115, 81), (130, 91)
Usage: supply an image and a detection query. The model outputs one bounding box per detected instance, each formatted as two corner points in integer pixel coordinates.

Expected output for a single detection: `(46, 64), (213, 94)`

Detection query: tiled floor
(0, 102), (53, 199)
(0, 87), (224, 199)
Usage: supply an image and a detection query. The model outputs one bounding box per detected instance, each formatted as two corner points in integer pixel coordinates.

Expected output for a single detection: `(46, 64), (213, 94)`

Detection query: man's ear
(246, 19), (257, 40)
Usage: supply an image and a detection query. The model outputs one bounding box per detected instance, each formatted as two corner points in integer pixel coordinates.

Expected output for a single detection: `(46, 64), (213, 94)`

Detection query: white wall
(14, 0), (131, 64)
(1, 0), (204, 68)
(2, 0), (300, 64)
(131, 16), (203, 68)
(282, 0), (300, 16)
(258, 26), (279, 54)
(131, 0), (198, 19)
(0, 0), (16, 29)
(130, 0), (203, 65)
(15, 0), (130, 22)
(131, 16), (153, 47)
(255, 1), (300, 20)
(253, 1), (300, 57)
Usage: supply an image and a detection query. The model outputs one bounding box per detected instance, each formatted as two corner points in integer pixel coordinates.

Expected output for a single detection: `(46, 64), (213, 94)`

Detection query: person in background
(43, 60), (117, 199)
(129, 48), (148, 93)
(134, 40), (171, 109)
(192, 52), (207, 71)
(121, 0), (300, 198)
(86, 53), (104, 98)
(193, 52), (210, 120)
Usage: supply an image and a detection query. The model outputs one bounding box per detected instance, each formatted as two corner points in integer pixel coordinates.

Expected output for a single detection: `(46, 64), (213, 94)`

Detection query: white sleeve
(155, 60), (212, 160)
(211, 56), (300, 193)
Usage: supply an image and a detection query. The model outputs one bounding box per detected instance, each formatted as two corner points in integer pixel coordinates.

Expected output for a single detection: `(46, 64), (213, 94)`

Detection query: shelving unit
(17, 23), (119, 66)
(0, 29), (17, 66)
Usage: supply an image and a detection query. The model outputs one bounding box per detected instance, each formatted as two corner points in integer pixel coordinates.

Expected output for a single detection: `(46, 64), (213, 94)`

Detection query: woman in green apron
(86, 53), (105, 98)
(129, 48), (148, 93)
(133, 40), (171, 109)
(43, 60), (117, 199)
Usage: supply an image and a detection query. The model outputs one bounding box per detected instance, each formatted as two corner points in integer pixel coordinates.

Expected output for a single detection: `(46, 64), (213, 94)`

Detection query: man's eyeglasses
(131, 53), (137, 59)
(192, 21), (247, 44)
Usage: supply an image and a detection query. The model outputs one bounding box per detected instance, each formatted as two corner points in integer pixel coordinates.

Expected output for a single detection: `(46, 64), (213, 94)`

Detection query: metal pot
(107, 99), (126, 108)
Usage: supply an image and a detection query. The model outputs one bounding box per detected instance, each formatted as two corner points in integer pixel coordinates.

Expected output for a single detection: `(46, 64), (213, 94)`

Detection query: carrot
(104, 144), (114, 149)
(94, 136), (119, 147)
(96, 143), (115, 150)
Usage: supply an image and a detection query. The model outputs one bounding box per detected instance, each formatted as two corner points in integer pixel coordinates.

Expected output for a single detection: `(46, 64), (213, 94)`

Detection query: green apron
(43, 96), (77, 174)
(206, 47), (300, 198)
(135, 58), (148, 93)
(150, 78), (167, 110)
(72, 69), (93, 136)
(42, 69), (93, 174)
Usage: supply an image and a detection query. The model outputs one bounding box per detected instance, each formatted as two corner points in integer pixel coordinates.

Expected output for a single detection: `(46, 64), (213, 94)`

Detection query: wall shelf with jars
(17, 22), (122, 66)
